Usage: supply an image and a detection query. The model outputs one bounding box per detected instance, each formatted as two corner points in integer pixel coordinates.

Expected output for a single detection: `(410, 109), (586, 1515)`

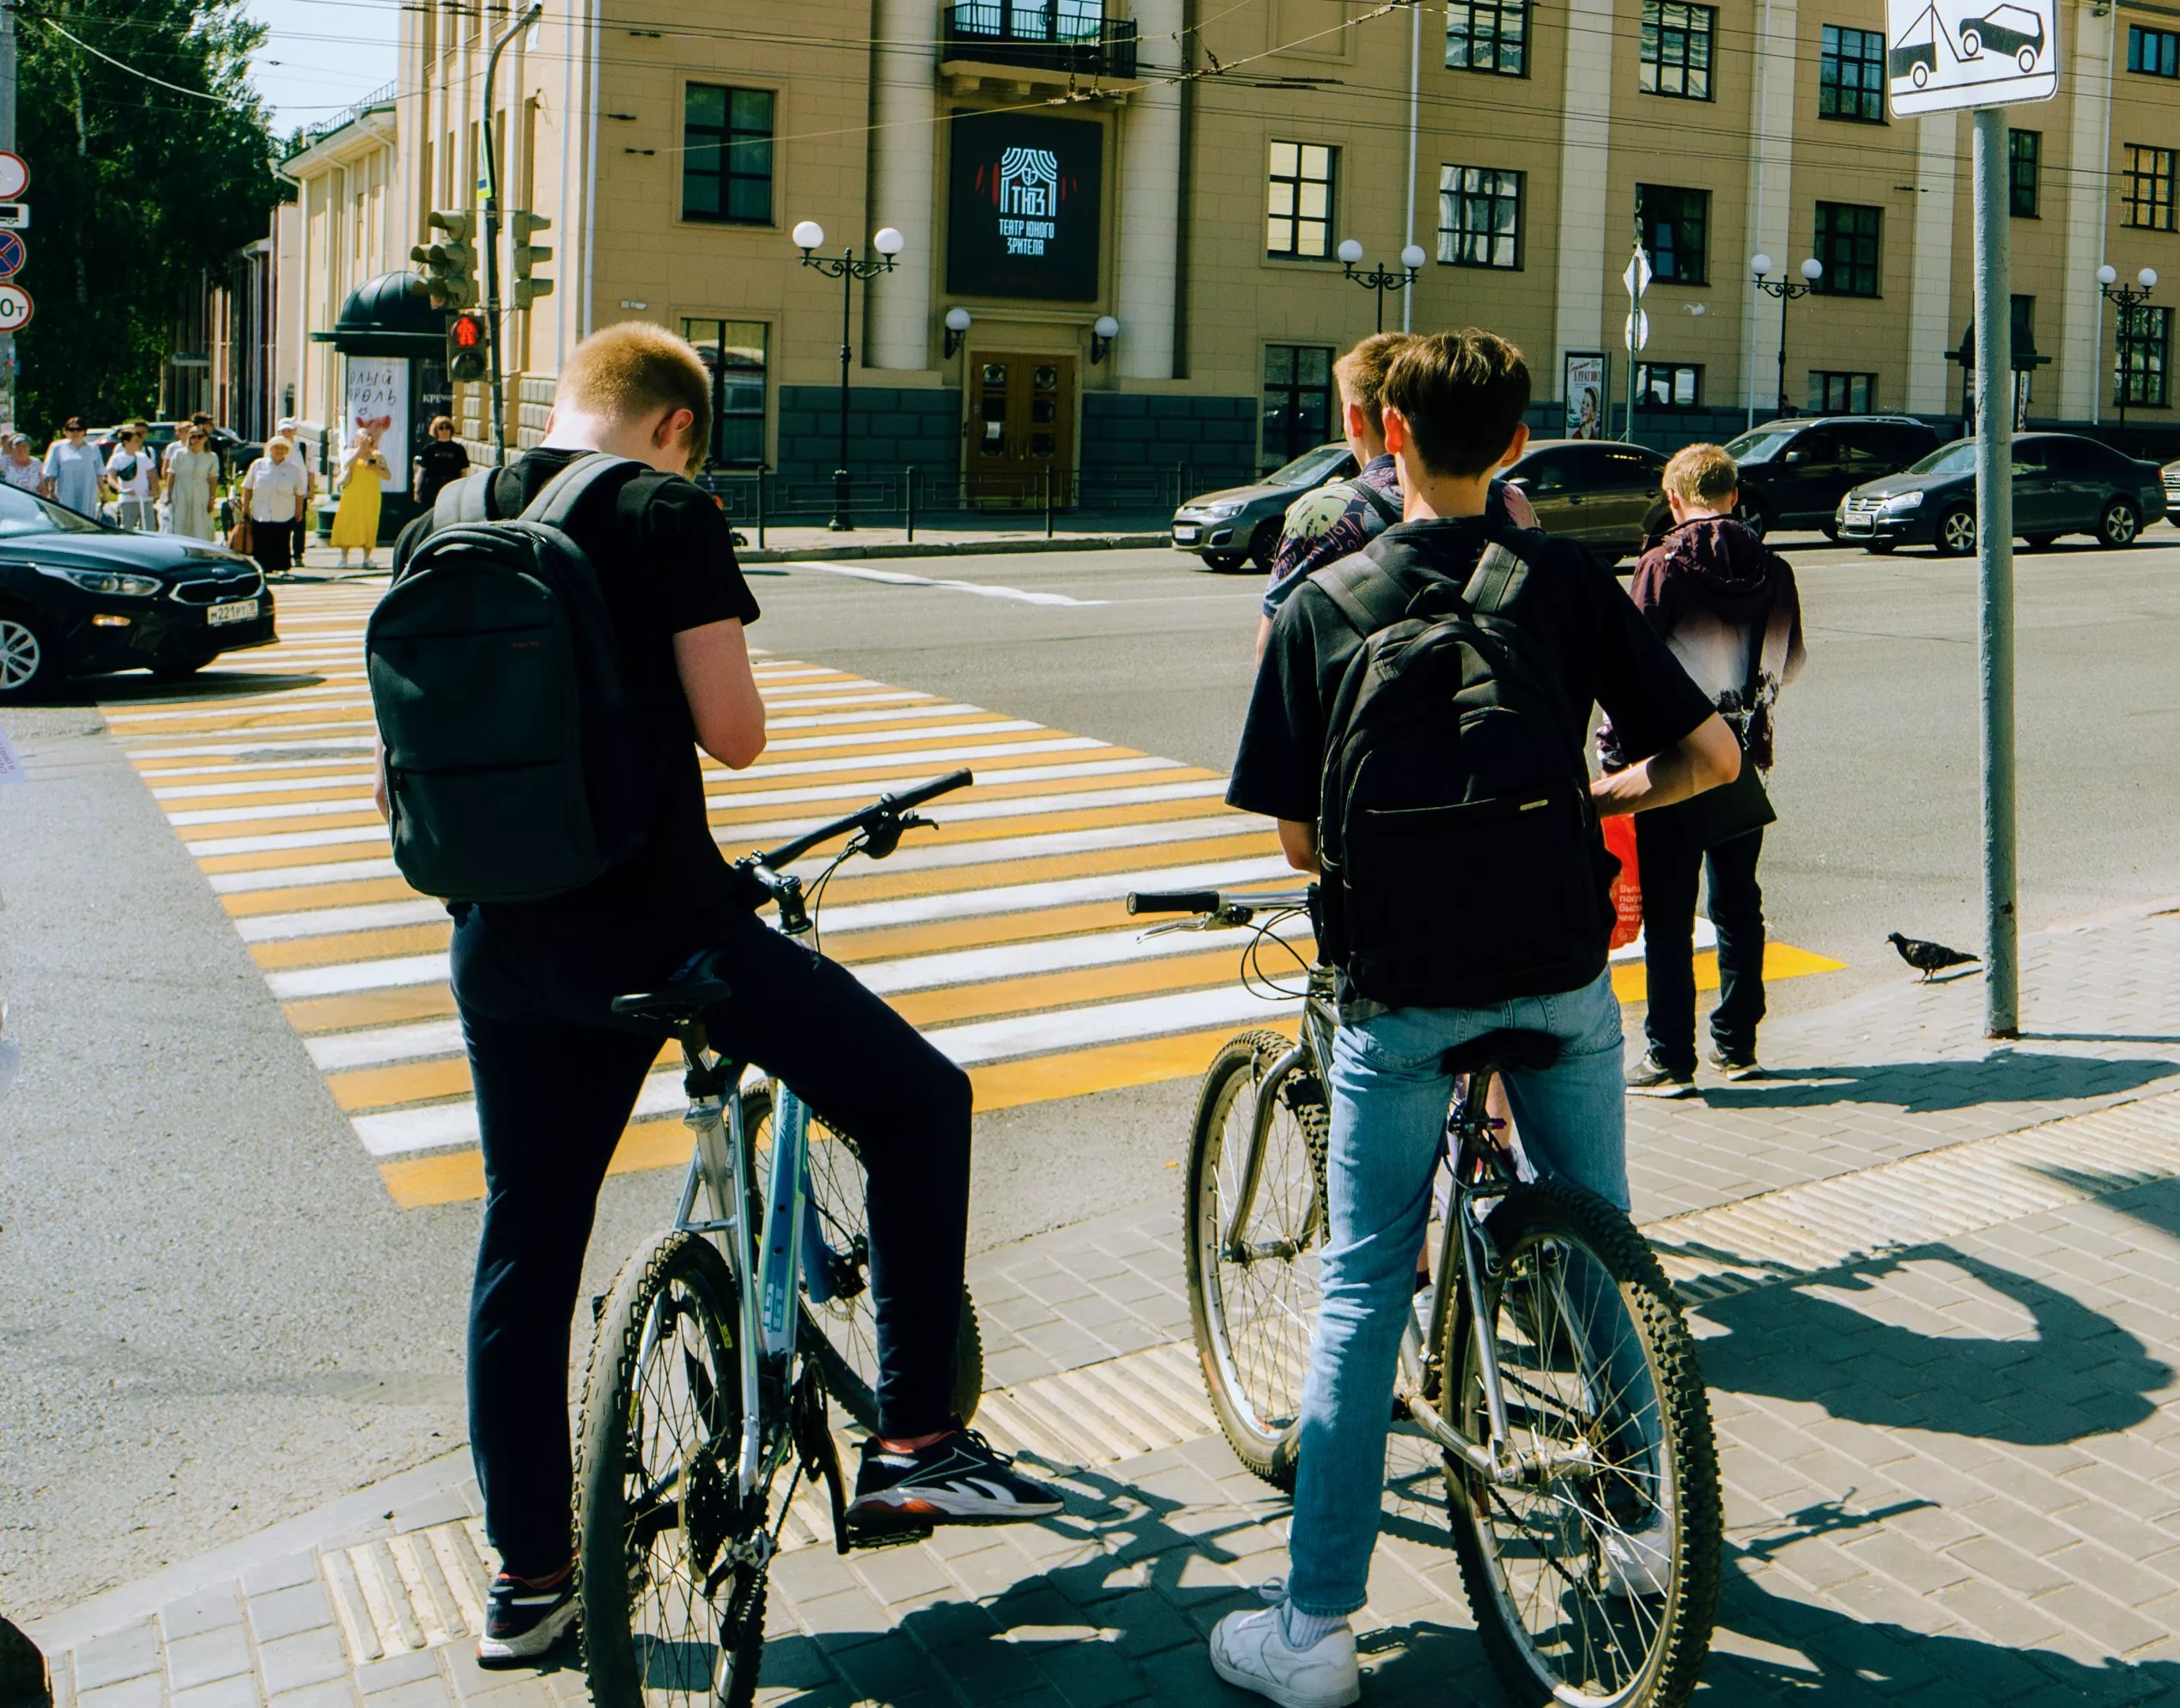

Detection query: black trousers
(449, 897), (973, 1578)
(1636, 816), (1767, 1076)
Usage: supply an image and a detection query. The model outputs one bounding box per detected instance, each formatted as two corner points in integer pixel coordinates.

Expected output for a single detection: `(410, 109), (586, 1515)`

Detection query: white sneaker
(1600, 1515), (1673, 1598)
(1208, 1604), (1360, 1708)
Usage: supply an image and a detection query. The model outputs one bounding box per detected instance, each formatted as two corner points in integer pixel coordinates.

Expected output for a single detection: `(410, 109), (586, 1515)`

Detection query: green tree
(16, 0), (279, 435)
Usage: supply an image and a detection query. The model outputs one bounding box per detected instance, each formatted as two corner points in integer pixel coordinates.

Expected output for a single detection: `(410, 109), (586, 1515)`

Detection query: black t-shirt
(1228, 518), (1715, 826)
(392, 448), (761, 913)
(414, 438), (471, 506)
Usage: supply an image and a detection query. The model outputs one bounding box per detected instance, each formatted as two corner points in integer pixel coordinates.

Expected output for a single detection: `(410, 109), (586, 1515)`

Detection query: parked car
(1722, 415), (1941, 538)
(1959, 3), (2044, 67)
(1171, 441), (1356, 570)
(1836, 432), (2165, 555)
(2161, 458), (2180, 526)
(0, 484), (276, 700)
(1501, 439), (1668, 562)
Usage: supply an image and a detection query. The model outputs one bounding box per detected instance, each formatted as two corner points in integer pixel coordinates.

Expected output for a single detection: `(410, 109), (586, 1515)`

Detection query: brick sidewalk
(30, 903), (2180, 1707)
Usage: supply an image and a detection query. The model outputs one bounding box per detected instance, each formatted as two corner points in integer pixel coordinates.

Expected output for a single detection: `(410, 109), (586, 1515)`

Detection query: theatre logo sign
(948, 111), (1102, 301)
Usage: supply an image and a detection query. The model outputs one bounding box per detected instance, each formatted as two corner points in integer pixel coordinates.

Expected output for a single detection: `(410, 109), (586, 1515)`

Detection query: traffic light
(447, 309), (488, 384)
(510, 210), (555, 311)
(411, 210), (478, 311)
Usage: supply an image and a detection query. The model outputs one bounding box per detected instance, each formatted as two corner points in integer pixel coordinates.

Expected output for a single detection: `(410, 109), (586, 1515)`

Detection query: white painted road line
(788, 561), (1110, 607)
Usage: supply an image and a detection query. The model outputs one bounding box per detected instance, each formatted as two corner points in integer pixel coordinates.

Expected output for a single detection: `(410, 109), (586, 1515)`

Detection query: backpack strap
(1308, 534), (1416, 639)
(434, 467), (495, 532)
(1461, 540), (1528, 616)
(519, 452), (645, 531)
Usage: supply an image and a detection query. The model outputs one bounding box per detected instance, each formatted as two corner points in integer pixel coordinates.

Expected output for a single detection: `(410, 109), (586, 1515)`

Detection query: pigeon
(1888, 932), (1981, 982)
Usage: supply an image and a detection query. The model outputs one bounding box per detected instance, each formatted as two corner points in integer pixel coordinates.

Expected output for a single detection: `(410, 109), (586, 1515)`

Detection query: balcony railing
(941, 1), (1138, 77)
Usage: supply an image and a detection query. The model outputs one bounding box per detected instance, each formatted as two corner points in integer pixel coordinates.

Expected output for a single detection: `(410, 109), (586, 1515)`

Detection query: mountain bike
(1128, 885), (1722, 1708)
(574, 769), (985, 1708)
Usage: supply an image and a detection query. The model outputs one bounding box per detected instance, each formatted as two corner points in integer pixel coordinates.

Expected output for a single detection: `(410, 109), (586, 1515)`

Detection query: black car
(1722, 415), (1940, 537)
(1837, 432), (2166, 554)
(2161, 458), (2179, 526)
(0, 485), (276, 700)
(1171, 442), (1357, 570)
(1502, 439), (1668, 562)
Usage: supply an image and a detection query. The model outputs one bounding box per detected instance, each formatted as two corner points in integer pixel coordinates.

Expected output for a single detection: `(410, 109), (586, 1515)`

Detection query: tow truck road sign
(0, 154), (29, 201)
(0, 204), (31, 231)
(1888, 0), (2057, 113)
(0, 283), (35, 331)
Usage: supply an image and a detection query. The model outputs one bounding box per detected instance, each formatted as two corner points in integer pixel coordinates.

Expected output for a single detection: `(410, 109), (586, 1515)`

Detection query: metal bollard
(1045, 467), (1055, 538)
(905, 465), (916, 543)
(756, 467), (767, 550)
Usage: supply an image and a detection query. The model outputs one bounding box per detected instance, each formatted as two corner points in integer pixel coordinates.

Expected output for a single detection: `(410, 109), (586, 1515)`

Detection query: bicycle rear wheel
(742, 1083), (982, 1432)
(1444, 1180), (1721, 1708)
(1184, 1030), (1327, 1491)
(574, 1231), (770, 1708)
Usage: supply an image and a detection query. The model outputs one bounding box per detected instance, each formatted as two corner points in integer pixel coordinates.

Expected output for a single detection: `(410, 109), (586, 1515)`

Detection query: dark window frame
(1636, 183), (1708, 284)
(2117, 304), (2172, 408)
(1808, 370), (1879, 413)
(2123, 145), (2177, 232)
(1813, 201), (1882, 296)
(1266, 141), (1337, 260)
(681, 83), (776, 226)
(1818, 24), (1885, 122)
(2128, 23), (2180, 76)
(682, 318), (769, 469)
(1639, 1), (1715, 100)
(1446, 0), (1528, 75)
(1261, 343), (1336, 467)
(1438, 165), (1523, 270)
(2008, 129), (2040, 217)
(1634, 362), (1703, 410)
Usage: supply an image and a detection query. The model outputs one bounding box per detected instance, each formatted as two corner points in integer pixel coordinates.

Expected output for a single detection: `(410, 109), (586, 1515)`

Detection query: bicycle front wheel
(1185, 1029), (1327, 1491)
(742, 1083), (983, 1433)
(1445, 1180), (1721, 1708)
(575, 1230), (768, 1708)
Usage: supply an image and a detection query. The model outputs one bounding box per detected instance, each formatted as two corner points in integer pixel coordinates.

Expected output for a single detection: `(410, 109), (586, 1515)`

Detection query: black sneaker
(1706, 1044), (1761, 1081)
(848, 1429), (1064, 1523)
(477, 1565), (576, 1666)
(1624, 1051), (1696, 1098)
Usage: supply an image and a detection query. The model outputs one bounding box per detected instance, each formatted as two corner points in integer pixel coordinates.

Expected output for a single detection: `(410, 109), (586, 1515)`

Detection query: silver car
(1171, 442), (1356, 571)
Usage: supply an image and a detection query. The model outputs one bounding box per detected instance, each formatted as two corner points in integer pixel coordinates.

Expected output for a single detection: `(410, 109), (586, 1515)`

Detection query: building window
(1639, 2), (1715, 100)
(1438, 166), (1522, 269)
(1818, 25), (1885, 121)
(1635, 363), (1703, 409)
(2117, 305), (2171, 408)
(1446, 0), (1527, 75)
(1636, 185), (1707, 283)
(1266, 142), (1336, 259)
(2122, 146), (2177, 232)
(1262, 344), (1334, 467)
(2128, 24), (2180, 76)
(683, 319), (768, 468)
(682, 86), (774, 225)
(1813, 202), (1881, 296)
(1809, 371), (1878, 412)
(2008, 130), (2040, 217)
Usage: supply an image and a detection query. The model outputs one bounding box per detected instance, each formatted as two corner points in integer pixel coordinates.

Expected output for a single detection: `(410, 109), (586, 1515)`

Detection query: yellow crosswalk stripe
(111, 582), (1845, 1207)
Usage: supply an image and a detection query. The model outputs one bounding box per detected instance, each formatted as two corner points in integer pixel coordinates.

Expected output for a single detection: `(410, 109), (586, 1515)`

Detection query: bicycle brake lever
(1138, 918), (1206, 939)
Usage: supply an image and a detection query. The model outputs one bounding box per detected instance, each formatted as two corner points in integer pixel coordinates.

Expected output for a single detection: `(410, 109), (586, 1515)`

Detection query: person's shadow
(1694, 1053), (2180, 1115)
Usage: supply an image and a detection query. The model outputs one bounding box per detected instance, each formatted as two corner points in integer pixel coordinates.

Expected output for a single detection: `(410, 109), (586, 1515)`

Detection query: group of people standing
(19, 415), (223, 537)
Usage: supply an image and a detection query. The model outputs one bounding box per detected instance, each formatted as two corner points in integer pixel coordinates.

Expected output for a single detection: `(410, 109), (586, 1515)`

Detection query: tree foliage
(17, 0), (280, 435)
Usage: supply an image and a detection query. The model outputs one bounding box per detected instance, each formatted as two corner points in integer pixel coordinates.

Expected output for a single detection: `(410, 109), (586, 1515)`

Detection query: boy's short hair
(558, 323), (712, 469)
(1380, 331), (1531, 478)
(1333, 332), (1415, 436)
(1661, 442), (1739, 506)
(429, 415), (455, 435)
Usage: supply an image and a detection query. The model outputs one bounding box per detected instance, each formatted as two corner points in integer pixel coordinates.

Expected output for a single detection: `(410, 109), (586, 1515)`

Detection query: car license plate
(207, 598), (259, 625)
(1173, 525), (1199, 544)
(1840, 516), (1872, 534)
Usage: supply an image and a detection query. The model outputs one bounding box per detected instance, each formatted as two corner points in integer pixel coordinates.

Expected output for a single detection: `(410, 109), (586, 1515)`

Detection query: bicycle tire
(741, 1083), (983, 1432)
(1443, 1180), (1722, 1708)
(574, 1230), (768, 1708)
(1184, 1029), (1327, 1491)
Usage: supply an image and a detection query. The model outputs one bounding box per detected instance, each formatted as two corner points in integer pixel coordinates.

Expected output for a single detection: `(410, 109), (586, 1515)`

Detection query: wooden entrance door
(966, 353), (1074, 508)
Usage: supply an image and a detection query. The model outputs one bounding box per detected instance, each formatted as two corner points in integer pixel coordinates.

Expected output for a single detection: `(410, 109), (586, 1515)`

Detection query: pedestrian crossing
(106, 578), (1843, 1210)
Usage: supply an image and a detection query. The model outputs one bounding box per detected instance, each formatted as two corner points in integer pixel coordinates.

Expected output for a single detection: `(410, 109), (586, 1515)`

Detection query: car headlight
(1197, 500), (1246, 520)
(1884, 491), (1925, 512)
(35, 563), (163, 597)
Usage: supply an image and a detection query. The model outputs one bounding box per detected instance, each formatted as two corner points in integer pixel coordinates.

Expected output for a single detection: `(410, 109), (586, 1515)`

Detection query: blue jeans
(1284, 968), (1629, 1618)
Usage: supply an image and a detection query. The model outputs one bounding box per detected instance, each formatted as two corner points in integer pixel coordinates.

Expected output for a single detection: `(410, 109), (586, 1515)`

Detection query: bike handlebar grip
(884, 768), (975, 813)
(1126, 890), (1222, 916)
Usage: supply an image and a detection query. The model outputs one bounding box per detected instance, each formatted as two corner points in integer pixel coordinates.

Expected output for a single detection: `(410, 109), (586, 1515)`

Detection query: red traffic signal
(447, 310), (488, 382)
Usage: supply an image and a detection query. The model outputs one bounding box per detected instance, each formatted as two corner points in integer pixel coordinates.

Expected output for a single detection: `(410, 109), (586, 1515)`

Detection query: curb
(738, 531), (1171, 563)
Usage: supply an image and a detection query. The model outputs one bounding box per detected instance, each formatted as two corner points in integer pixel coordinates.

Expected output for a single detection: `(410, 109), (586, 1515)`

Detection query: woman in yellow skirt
(329, 429), (392, 568)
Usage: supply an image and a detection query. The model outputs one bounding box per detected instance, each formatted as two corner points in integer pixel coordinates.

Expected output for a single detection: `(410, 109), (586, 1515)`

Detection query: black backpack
(1312, 526), (1618, 1009)
(366, 453), (655, 903)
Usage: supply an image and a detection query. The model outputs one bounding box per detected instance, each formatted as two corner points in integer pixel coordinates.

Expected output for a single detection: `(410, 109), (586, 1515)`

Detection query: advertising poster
(947, 111), (1103, 301)
(345, 356), (410, 490)
(1564, 353), (1607, 439)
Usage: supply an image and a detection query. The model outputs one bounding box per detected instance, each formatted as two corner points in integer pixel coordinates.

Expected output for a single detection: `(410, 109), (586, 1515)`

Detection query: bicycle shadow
(1693, 1052), (2180, 1114)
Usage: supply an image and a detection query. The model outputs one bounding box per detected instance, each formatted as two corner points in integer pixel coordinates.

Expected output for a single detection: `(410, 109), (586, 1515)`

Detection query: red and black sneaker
(847, 1430), (1063, 1523)
(477, 1563), (576, 1666)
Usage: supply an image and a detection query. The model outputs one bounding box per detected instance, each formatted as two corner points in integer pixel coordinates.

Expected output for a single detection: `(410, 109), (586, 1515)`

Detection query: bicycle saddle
(1442, 1028), (1561, 1077)
(610, 949), (733, 1024)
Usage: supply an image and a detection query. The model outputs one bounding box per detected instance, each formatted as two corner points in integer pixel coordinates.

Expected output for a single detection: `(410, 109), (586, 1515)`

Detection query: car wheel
(1737, 499), (1772, 540)
(1935, 507), (1977, 556)
(2016, 45), (2037, 70)
(1819, 520), (1841, 542)
(2022, 534), (2058, 551)
(2097, 498), (2141, 548)
(1199, 550), (1248, 573)
(1246, 519), (1281, 571)
(1960, 27), (1982, 55)
(1911, 60), (1930, 87)
(0, 608), (55, 702)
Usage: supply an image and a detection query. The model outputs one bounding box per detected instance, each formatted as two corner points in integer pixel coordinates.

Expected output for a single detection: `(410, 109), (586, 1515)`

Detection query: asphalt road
(8, 524), (2180, 1619)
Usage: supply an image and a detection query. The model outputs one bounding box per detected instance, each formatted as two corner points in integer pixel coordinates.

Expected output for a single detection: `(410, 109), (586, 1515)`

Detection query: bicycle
(574, 769), (986, 1708)
(1128, 884), (1722, 1708)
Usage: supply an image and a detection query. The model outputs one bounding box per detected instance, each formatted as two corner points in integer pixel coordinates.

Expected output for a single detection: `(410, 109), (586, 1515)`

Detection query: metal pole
(479, 3), (541, 466)
(0, 0), (15, 432)
(1776, 287), (1789, 416)
(1972, 106), (2019, 1038)
(905, 464), (916, 541)
(832, 255), (853, 531)
(756, 466), (766, 550)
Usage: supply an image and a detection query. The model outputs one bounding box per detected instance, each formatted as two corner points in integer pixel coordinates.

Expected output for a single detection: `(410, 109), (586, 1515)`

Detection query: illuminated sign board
(946, 110), (1102, 301)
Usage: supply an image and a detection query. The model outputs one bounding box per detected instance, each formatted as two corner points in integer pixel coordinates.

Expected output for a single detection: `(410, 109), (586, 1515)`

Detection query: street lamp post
(1750, 254), (1824, 417)
(1338, 240), (1429, 335)
(2098, 264), (2159, 434)
(794, 220), (903, 532)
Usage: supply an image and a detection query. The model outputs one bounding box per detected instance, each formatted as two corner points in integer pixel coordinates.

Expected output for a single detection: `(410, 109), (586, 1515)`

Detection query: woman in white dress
(162, 425), (221, 540)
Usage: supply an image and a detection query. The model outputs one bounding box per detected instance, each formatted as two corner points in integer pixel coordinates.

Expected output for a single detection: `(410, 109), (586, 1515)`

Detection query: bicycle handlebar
(1126, 890), (1224, 917)
(752, 768), (974, 872)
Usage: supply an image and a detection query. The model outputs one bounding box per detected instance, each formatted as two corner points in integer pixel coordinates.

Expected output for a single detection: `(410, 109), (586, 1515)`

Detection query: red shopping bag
(1603, 815), (1642, 951)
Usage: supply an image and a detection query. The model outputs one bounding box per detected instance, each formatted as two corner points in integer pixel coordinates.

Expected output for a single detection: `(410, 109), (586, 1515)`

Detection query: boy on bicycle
(381, 325), (1059, 1666)
(1216, 331), (1739, 1707)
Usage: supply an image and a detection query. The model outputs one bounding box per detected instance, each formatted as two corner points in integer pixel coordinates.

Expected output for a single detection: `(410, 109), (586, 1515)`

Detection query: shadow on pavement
(52, 671), (327, 706)
(1699, 1052), (2179, 1115)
